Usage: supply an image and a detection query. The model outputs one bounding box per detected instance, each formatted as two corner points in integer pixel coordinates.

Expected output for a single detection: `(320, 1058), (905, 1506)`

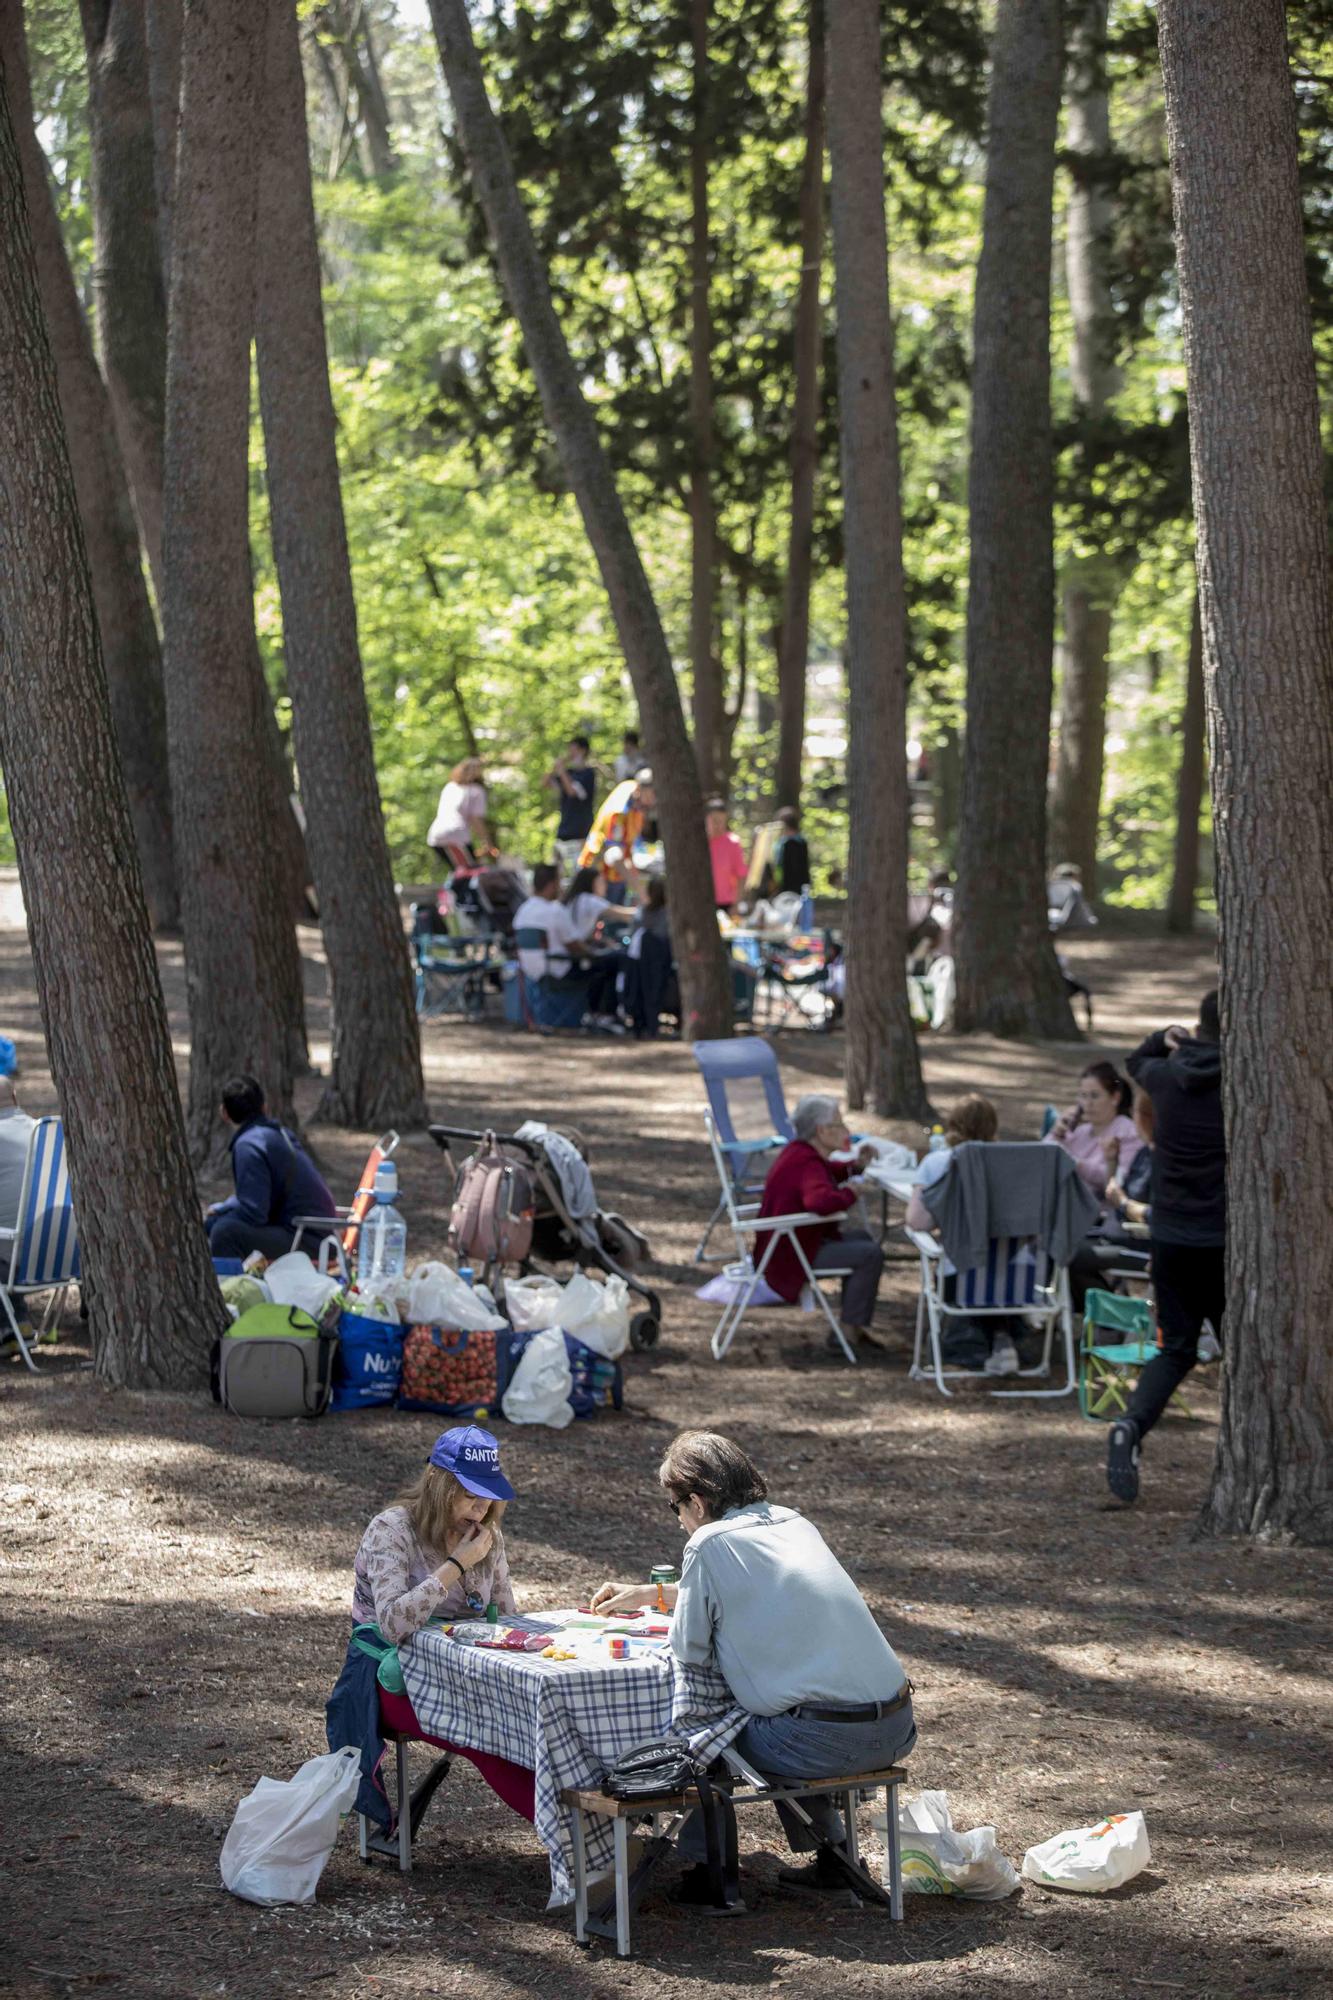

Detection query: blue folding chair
(692, 1038), (794, 1263)
(513, 929), (590, 1032)
(0, 1117), (80, 1372)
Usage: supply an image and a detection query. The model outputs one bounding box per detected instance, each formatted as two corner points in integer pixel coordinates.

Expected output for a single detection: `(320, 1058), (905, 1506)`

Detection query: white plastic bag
(696, 1261), (784, 1309)
(1021, 1811), (1150, 1893)
(261, 1253), (343, 1321)
(501, 1327), (574, 1428)
(406, 1261), (506, 1331)
(220, 1745), (362, 1906)
(504, 1273), (566, 1333)
(879, 1791), (1020, 1899)
(558, 1271), (631, 1358)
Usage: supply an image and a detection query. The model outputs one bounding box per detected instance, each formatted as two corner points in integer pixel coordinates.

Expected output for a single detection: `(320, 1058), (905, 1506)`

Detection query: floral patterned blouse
(351, 1505), (516, 1645)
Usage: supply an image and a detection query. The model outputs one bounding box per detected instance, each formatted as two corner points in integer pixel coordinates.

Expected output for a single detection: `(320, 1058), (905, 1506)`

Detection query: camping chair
(413, 928), (494, 1021)
(0, 1117), (79, 1372)
(692, 1038), (794, 1262)
(292, 1131), (399, 1276)
(512, 929), (590, 1032)
(1080, 1287), (1191, 1423)
(704, 1113), (858, 1364)
(907, 1229), (1077, 1399)
(751, 937), (838, 1032)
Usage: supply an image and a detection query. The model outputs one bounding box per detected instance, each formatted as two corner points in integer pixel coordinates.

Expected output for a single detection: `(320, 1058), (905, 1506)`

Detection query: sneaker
(670, 1863), (746, 1914)
(776, 1849), (863, 1906)
(1107, 1418), (1141, 1503)
(984, 1333), (1021, 1377)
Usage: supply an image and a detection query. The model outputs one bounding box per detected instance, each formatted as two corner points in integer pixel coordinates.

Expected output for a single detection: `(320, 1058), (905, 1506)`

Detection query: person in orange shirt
(706, 798), (748, 912)
(579, 767), (655, 904)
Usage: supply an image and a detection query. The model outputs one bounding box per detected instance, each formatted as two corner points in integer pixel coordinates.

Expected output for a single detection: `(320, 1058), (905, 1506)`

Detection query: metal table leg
(397, 1740), (411, 1872)
(613, 1818), (631, 1957)
(571, 1807), (589, 1945)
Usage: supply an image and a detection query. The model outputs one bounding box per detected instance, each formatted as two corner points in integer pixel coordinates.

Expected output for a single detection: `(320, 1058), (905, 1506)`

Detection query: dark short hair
(570, 734), (591, 751)
(1082, 1061), (1132, 1116)
(623, 729), (640, 745)
(221, 1074), (265, 1123)
(532, 862), (559, 894)
(660, 1431), (767, 1520)
(1199, 989), (1220, 1042)
(776, 806), (799, 829)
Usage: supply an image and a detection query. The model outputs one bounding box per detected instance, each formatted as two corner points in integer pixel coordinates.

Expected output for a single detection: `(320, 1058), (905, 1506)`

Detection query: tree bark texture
(825, 0), (930, 1120)
(774, 0), (825, 814)
(161, 0), (306, 1162)
(1050, 0), (1119, 892)
(688, 0), (723, 798)
(0, 57), (228, 1389)
(142, 0), (180, 274)
(314, 1), (398, 181)
(2, 0), (177, 933)
(256, 0), (427, 1131)
(1165, 592), (1205, 935)
(1159, 0), (1333, 1543)
(428, 0), (733, 1037)
(953, 0), (1077, 1038)
(79, 0), (168, 598)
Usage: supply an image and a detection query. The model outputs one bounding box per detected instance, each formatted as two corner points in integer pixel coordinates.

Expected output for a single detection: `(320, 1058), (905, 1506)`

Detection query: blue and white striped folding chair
(908, 1228), (1076, 1400)
(692, 1038), (795, 1263)
(0, 1117), (80, 1372)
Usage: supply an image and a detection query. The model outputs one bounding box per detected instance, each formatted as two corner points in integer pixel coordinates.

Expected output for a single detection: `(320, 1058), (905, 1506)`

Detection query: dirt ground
(1, 903), (1330, 2000)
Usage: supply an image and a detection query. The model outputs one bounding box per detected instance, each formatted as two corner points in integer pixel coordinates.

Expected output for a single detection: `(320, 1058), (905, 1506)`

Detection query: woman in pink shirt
(706, 799), (749, 911)
(1044, 1061), (1143, 1198)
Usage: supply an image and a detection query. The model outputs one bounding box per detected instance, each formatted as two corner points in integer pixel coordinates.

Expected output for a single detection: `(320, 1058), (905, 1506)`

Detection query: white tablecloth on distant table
(399, 1614), (745, 1902)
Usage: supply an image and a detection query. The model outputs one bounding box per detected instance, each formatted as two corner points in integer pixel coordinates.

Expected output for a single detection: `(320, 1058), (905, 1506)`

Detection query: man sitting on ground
(756, 1094), (884, 1352)
(205, 1076), (337, 1264)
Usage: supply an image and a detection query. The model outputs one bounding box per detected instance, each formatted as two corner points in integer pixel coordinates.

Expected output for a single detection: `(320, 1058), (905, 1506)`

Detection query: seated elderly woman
(756, 1093), (883, 1351)
(590, 1431), (914, 1908)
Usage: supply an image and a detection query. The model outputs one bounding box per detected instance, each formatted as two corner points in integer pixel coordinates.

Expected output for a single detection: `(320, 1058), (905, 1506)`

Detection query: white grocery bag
(878, 1790), (1019, 1899)
(501, 1327), (574, 1427)
(503, 1273), (566, 1333)
(558, 1271), (631, 1358)
(1021, 1810), (1151, 1893)
(220, 1745), (361, 1906)
(407, 1261), (506, 1330)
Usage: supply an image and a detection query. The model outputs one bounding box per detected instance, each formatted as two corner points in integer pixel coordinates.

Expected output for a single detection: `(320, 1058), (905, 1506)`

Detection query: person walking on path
(1106, 990), (1226, 1504)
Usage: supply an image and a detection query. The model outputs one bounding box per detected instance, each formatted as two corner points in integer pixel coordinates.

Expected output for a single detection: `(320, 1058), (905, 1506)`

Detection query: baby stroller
(429, 1123), (662, 1349)
(446, 864), (527, 943)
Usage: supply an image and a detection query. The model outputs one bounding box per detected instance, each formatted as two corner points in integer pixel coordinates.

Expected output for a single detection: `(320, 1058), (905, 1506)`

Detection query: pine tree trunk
(1165, 592), (1205, 935)
(953, 0), (1076, 1039)
(774, 0), (825, 815)
(3, 0), (177, 933)
(142, 0), (180, 274)
(161, 0), (306, 1164)
(825, 0), (930, 1120)
(0, 61), (228, 1390)
(1050, 0), (1119, 892)
(256, 0), (427, 1131)
(428, 0), (733, 1036)
(1159, 0), (1333, 1543)
(78, 0), (168, 597)
(688, 0), (722, 799)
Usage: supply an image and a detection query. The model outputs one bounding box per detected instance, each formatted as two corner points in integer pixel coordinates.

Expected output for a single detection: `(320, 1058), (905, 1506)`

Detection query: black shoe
(670, 1864), (746, 1914)
(1107, 1418), (1141, 1503)
(776, 1849), (863, 1906)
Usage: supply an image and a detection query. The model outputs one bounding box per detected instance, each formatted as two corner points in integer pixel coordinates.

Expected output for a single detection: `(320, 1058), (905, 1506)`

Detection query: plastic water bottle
(926, 1124), (947, 1154)
(797, 883), (815, 931)
(359, 1161), (407, 1285)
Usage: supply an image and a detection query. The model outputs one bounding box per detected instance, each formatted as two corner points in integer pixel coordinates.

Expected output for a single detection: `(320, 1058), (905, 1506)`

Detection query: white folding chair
(704, 1113), (857, 1364)
(0, 1117), (80, 1372)
(907, 1227), (1077, 1399)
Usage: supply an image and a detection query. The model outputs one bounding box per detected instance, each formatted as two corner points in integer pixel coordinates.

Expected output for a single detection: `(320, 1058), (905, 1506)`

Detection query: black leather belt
(788, 1682), (913, 1724)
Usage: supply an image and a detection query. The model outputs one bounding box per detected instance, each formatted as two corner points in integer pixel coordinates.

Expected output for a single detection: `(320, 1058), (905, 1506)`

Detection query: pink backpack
(449, 1134), (535, 1266)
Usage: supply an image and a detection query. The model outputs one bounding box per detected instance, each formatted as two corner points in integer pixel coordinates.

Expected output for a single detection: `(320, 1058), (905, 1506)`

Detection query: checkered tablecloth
(399, 1616), (746, 1902)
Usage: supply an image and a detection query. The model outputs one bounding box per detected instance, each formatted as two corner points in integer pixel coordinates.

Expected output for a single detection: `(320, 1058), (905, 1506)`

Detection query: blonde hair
(450, 757), (484, 786)
(394, 1464), (505, 1559)
(943, 1094), (999, 1147)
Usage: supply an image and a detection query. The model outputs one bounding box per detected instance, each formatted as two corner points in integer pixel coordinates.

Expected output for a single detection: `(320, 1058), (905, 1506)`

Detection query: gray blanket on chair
(920, 1142), (1098, 1275)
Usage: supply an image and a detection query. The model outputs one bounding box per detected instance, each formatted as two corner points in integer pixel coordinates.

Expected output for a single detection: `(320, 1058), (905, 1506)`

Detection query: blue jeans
(680, 1699), (916, 1859)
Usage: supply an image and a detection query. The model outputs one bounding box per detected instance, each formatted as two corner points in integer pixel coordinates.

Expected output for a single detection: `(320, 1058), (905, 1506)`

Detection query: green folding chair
(1079, 1288), (1190, 1423)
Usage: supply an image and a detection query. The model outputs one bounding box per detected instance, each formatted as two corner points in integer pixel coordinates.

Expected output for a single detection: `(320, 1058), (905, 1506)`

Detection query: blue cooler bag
(331, 1313), (404, 1411)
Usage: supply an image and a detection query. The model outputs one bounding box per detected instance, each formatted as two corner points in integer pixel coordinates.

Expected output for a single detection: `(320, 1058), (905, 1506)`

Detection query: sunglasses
(668, 1496), (684, 1517)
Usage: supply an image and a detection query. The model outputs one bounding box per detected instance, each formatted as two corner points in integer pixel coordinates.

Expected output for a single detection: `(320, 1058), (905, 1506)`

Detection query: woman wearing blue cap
(326, 1425), (531, 1834)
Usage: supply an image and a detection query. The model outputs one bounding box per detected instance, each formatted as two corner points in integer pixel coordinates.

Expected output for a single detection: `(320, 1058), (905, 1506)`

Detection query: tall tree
(78, 0), (168, 595)
(1165, 591), (1205, 936)
(256, 0), (426, 1131)
(161, 0), (306, 1161)
(0, 52), (227, 1390)
(688, 0), (722, 797)
(953, 0), (1077, 1038)
(2, 0), (177, 932)
(142, 0), (180, 272)
(826, 0), (930, 1119)
(1158, 0), (1333, 1542)
(1050, 0), (1119, 891)
(774, 0), (826, 814)
(428, 0), (733, 1037)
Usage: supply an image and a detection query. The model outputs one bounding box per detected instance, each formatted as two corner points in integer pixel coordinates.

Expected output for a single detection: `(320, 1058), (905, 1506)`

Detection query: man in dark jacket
(1107, 990), (1226, 1503)
(205, 1075), (337, 1262)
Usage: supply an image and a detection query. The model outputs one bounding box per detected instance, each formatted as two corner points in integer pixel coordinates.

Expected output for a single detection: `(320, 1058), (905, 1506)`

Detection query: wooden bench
(561, 1755), (909, 1957)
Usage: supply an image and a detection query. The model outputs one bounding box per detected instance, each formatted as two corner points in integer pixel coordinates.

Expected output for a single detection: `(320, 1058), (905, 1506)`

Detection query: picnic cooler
(330, 1312), (405, 1411)
(397, 1324), (517, 1418)
(212, 1304), (338, 1419)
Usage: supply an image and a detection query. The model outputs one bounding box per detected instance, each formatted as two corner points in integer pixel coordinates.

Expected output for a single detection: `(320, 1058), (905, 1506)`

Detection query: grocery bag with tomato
(397, 1324), (516, 1419)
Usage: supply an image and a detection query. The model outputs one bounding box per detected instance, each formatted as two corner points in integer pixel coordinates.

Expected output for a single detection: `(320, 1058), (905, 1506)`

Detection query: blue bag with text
(330, 1312), (404, 1411)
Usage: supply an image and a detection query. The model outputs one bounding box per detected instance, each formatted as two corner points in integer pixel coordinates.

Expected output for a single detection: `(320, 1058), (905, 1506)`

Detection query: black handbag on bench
(603, 1739), (740, 1911)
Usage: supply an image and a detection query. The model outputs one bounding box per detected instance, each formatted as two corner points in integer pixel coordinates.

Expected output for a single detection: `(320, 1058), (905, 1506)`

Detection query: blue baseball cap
(429, 1425), (515, 1501)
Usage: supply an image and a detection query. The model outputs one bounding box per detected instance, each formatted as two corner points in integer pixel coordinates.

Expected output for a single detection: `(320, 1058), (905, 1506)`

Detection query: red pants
(378, 1687), (535, 1822)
